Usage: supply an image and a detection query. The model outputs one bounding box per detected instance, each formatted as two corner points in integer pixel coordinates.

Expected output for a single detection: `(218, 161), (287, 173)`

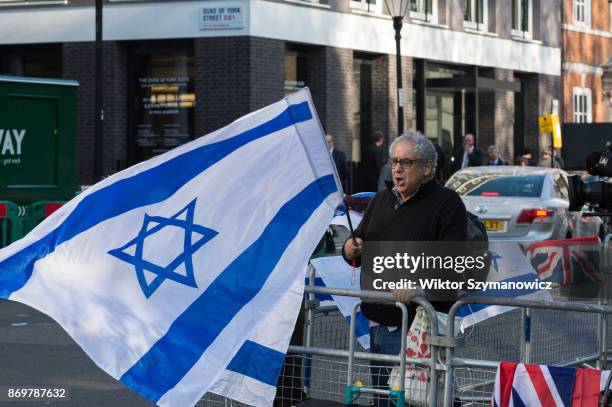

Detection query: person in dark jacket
(452, 133), (484, 173)
(486, 145), (507, 166)
(361, 131), (386, 191)
(343, 130), (467, 406)
(326, 134), (349, 190)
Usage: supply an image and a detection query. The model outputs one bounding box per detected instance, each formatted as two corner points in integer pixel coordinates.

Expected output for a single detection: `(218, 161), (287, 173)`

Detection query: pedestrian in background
(325, 134), (349, 190)
(486, 145), (507, 166)
(514, 156), (527, 166)
(361, 131), (386, 192)
(538, 148), (563, 169)
(452, 133), (483, 173)
(521, 148), (537, 166)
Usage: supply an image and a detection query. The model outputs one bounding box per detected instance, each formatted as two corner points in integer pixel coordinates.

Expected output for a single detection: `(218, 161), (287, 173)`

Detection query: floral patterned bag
(388, 306), (446, 407)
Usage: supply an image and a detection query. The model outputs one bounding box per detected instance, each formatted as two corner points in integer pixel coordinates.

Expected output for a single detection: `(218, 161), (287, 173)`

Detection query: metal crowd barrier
(196, 284), (612, 407)
(294, 286), (612, 407)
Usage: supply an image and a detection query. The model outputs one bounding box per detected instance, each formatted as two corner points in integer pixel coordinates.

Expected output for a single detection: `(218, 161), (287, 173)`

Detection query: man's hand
(343, 237), (363, 260)
(391, 287), (425, 304)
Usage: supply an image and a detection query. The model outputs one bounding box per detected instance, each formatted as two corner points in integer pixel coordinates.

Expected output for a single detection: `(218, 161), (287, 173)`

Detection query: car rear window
(448, 175), (545, 198)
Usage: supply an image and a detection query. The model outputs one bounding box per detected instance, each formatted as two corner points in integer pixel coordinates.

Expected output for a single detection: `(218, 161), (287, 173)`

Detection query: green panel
(3, 96), (59, 186)
(0, 76), (77, 205)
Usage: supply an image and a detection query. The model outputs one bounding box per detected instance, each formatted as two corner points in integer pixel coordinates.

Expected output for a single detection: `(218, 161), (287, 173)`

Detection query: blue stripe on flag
(344, 311), (370, 339)
(226, 340), (285, 386)
(456, 303), (489, 317)
(0, 102), (313, 299)
(120, 174), (338, 403)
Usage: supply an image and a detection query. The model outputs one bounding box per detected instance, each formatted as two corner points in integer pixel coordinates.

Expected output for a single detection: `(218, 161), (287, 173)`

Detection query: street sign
(539, 114), (562, 148)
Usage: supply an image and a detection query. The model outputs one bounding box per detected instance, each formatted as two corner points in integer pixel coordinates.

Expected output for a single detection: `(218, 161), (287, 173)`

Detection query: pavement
(0, 299), (152, 407)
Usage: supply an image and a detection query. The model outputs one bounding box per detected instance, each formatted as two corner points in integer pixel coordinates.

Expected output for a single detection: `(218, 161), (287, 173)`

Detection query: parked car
(446, 166), (605, 242)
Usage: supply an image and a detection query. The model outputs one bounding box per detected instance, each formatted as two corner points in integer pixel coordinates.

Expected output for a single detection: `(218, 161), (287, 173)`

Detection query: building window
(129, 44), (195, 164)
(573, 87), (592, 123)
(284, 48), (308, 97)
(573, 0), (591, 27)
(464, 0), (487, 31)
(410, 0), (436, 22)
(0, 44), (62, 78)
(350, 0), (381, 13)
(511, 0), (532, 38)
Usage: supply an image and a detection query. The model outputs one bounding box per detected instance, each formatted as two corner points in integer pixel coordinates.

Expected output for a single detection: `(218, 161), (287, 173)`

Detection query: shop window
(573, 87), (592, 123)
(574, 0), (591, 27)
(284, 48), (308, 97)
(464, 0), (487, 31)
(511, 0), (532, 39)
(129, 45), (195, 164)
(0, 44), (62, 78)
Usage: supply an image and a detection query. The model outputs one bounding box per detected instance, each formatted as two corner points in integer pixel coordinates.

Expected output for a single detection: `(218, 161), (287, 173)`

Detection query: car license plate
(483, 220), (506, 232)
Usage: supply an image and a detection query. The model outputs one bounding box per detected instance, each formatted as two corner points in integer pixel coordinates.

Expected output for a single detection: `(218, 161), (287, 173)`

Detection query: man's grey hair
(488, 145), (498, 153)
(389, 130), (438, 175)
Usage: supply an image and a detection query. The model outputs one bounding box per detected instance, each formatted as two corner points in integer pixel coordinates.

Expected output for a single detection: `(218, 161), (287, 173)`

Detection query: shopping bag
(388, 306), (446, 407)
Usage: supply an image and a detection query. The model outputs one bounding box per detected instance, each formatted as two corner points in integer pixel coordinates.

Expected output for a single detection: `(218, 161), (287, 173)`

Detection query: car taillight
(0, 203), (6, 218)
(45, 203), (63, 217)
(516, 208), (554, 224)
(481, 192), (499, 196)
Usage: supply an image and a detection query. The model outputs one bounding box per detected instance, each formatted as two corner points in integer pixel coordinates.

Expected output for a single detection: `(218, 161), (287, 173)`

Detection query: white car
(446, 166), (591, 242)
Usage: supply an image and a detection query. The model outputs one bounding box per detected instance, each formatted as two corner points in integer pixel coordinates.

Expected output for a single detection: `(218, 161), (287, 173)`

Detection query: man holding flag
(0, 89), (342, 406)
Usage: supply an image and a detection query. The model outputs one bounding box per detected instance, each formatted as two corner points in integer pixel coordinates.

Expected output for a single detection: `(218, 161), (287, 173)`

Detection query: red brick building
(562, 0), (612, 123)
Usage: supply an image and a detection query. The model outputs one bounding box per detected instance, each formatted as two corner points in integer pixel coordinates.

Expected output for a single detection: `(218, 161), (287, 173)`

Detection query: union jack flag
(493, 361), (611, 407)
(525, 236), (601, 285)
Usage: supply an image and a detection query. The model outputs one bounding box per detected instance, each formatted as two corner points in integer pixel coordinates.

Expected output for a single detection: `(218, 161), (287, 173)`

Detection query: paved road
(0, 299), (152, 407)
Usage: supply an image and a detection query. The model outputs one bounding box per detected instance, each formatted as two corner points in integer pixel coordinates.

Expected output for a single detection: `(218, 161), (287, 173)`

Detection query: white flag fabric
(456, 241), (553, 332)
(0, 88), (342, 407)
(309, 256), (372, 350)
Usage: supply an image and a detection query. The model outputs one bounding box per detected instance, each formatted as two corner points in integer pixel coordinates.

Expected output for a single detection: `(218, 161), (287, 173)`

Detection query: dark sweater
(343, 180), (467, 326)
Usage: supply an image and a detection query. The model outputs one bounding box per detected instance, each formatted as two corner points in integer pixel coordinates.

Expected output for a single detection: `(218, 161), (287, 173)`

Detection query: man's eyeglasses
(388, 157), (426, 170)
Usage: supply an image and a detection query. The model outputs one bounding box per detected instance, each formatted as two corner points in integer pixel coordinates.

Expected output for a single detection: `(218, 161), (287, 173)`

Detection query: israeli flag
(0, 89), (342, 406)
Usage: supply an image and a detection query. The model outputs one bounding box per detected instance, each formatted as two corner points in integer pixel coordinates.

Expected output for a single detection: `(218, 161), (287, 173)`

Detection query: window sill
(563, 23), (612, 38)
(511, 34), (541, 44)
(350, 7), (384, 17)
(409, 18), (448, 30)
(283, 0), (331, 9)
(464, 27), (497, 37)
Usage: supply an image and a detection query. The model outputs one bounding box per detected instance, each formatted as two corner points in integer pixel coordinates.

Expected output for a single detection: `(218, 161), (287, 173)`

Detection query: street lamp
(384, 0), (410, 137)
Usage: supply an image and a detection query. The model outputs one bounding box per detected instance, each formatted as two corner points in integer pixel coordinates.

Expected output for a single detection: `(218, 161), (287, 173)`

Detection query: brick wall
(563, 71), (605, 122)
(63, 42), (95, 185)
(102, 41), (128, 176)
(386, 55), (413, 140)
(564, 30), (612, 66)
(306, 46), (354, 157)
(195, 37), (251, 136)
(195, 36), (284, 137)
(371, 54), (391, 146)
(494, 69), (515, 163)
(520, 73), (561, 155)
(249, 37), (285, 111)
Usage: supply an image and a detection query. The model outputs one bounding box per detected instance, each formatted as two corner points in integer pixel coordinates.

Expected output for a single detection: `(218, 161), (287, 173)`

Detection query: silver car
(446, 166), (575, 242)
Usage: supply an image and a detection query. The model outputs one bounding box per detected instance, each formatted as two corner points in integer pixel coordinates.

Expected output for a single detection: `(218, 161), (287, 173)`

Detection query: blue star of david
(108, 199), (218, 298)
